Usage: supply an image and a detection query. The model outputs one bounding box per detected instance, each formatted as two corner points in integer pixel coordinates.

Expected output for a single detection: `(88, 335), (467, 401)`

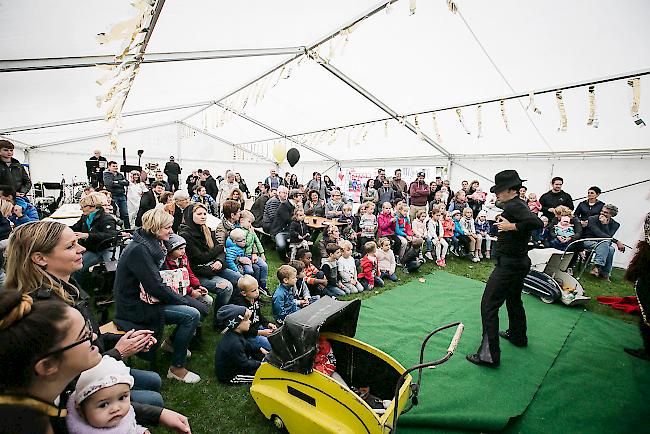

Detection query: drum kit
(32, 179), (87, 217)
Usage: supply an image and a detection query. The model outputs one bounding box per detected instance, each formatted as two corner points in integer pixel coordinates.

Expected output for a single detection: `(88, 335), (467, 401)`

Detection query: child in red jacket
(164, 234), (213, 308)
(357, 241), (384, 290)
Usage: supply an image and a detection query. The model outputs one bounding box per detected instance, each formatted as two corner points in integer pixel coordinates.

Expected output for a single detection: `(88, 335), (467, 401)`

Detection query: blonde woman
(114, 208), (202, 384)
(70, 192), (118, 280)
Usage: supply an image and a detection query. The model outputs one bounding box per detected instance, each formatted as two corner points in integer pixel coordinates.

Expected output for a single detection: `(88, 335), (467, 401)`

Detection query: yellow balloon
(272, 142), (286, 163)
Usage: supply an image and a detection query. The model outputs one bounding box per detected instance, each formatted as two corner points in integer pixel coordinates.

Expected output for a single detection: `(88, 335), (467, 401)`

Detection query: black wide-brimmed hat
(490, 170), (526, 193)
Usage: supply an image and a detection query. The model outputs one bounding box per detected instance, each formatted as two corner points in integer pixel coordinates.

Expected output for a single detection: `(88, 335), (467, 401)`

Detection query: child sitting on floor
(338, 203), (359, 252)
(228, 275), (276, 352)
(452, 210), (475, 261)
(67, 356), (149, 434)
(296, 248), (328, 296)
(412, 209), (431, 261)
(376, 237), (398, 281)
(321, 243), (347, 297)
(402, 237), (424, 273)
(272, 265), (301, 321)
(289, 260), (320, 306)
(239, 210), (269, 294)
(338, 239), (363, 294)
(289, 207), (311, 251)
(215, 305), (266, 384)
(358, 241), (384, 290)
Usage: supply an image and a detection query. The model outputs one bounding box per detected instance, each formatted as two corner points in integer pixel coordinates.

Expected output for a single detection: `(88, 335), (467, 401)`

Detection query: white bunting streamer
(431, 112), (442, 142)
(414, 115), (423, 139)
(555, 90), (568, 132)
(384, 120), (389, 138)
(526, 92), (542, 115)
(409, 0), (417, 15)
(447, 0), (458, 13)
(455, 109), (471, 135)
(500, 100), (511, 132)
(476, 104), (483, 138)
(587, 85), (599, 128)
(628, 78), (646, 127)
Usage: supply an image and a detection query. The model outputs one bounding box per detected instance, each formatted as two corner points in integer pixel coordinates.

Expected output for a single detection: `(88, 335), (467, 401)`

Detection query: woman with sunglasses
(4, 221), (163, 407)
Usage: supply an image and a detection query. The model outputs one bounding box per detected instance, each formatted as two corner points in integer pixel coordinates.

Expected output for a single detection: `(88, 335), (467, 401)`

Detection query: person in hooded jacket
(178, 203), (239, 311)
(0, 184), (38, 226)
(114, 208), (202, 384)
(0, 140), (31, 196)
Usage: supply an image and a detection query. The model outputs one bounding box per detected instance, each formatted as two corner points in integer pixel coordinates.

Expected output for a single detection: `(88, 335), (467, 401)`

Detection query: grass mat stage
(354, 271), (582, 432)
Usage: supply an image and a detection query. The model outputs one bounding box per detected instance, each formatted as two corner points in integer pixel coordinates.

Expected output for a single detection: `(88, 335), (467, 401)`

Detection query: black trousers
(477, 254), (530, 364)
(168, 176), (179, 192)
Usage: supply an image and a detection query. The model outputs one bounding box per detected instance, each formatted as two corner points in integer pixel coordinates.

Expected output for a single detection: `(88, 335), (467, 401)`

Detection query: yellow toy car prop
(250, 296), (464, 433)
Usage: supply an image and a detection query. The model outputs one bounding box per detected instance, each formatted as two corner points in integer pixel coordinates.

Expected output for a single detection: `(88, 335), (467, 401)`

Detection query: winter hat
(217, 305), (249, 332)
(477, 210), (487, 218)
(164, 233), (186, 253)
(451, 210), (461, 217)
(74, 356), (133, 405)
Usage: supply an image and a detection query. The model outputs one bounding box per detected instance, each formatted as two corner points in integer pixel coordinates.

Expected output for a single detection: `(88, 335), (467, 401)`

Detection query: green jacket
(242, 227), (264, 255)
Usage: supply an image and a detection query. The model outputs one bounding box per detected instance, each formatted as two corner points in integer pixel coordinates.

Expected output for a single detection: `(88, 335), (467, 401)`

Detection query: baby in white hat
(66, 355), (148, 434)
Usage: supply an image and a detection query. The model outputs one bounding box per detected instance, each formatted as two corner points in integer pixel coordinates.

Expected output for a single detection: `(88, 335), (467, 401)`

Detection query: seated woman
(179, 203), (239, 308)
(228, 188), (245, 211)
(304, 189), (326, 217)
(575, 186), (604, 227)
(113, 208), (202, 384)
(0, 291), (102, 433)
(70, 192), (118, 281)
(548, 205), (582, 251)
(191, 185), (218, 216)
(4, 221), (164, 407)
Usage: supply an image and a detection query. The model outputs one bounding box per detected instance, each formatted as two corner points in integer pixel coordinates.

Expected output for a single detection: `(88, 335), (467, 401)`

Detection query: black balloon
(287, 148), (301, 167)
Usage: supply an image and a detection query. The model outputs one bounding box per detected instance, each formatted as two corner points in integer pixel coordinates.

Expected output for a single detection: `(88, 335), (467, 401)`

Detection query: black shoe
(466, 353), (499, 368)
(258, 288), (271, 298)
(624, 347), (650, 361)
(499, 330), (528, 347)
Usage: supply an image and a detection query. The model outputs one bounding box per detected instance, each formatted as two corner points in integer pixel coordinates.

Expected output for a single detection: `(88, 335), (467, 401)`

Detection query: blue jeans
(199, 274), (236, 307)
(360, 276), (384, 290)
(130, 368), (163, 407)
(323, 285), (346, 297)
(405, 260), (422, 273)
(381, 271), (398, 282)
(113, 195), (130, 229)
(425, 236), (433, 252)
(583, 240), (615, 277)
(73, 249), (112, 281)
(247, 326), (271, 352)
(163, 304), (201, 367)
(218, 267), (243, 288)
(243, 258), (268, 289)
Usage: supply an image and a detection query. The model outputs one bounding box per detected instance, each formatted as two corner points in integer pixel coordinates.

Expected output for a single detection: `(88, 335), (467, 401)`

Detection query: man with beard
(390, 168), (408, 201)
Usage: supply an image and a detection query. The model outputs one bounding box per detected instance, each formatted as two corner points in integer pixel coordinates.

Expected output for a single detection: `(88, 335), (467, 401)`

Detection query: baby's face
(81, 383), (131, 429)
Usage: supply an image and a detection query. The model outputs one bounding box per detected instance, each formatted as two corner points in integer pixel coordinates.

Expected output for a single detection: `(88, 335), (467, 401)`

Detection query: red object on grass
(596, 296), (640, 315)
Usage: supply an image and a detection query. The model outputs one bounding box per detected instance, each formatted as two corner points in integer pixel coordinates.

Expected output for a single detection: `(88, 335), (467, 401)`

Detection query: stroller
(522, 248), (590, 306)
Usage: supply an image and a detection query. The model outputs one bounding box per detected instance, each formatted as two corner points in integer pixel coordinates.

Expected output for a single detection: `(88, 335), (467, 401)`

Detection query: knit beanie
(217, 305), (248, 332)
(74, 356), (134, 404)
(163, 233), (186, 253)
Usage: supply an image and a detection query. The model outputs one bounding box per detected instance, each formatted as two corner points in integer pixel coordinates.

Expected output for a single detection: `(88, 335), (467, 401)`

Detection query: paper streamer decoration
(447, 0), (458, 13)
(272, 142), (286, 163)
(526, 92), (542, 115)
(409, 0), (417, 15)
(628, 78), (646, 127)
(500, 100), (510, 132)
(587, 85), (599, 128)
(384, 120), (389, 138)
(476, 104), (483, 138)
(431, 112), (442, 142)
(555, 90), (568, 132)
(414, 115), (423, 139)
(455, 109), (471, 135)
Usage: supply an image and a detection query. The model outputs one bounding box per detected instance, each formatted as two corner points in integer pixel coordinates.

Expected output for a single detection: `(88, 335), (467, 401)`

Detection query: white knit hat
(74, 356), (134, 404)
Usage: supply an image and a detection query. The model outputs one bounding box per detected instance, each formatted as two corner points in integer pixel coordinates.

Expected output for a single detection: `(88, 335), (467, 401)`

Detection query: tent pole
(313, 58), (451, 158)
(214, 103), (339, 163)
(177, 121), (275, 163)
(26, 121), (177, 150)
(0, 47), (306, 73)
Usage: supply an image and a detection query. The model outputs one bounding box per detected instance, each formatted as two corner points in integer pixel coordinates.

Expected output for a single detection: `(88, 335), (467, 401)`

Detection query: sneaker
(478, 252), (483, 259)
(167, 368), (201, 384)
(485, 251), (491, 259)
(425, 252), (434, 261)
(451, 248), (459, 257)
(471, 256), (480, 263)
(441, 258), (447, 267)
(436, 259), (443, 267)
(161, 339), (191, 358)
(258, 287), (271, 298)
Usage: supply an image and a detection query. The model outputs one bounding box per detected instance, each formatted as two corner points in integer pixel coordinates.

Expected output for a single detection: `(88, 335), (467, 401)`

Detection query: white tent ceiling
(1, 0), (649, 162)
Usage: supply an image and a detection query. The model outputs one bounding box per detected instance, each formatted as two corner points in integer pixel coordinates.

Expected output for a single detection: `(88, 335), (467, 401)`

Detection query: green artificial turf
(124, 248), (640, 434)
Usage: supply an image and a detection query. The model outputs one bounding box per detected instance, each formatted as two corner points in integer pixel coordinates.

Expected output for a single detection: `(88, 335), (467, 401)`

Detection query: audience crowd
(0, 140), (633, 432)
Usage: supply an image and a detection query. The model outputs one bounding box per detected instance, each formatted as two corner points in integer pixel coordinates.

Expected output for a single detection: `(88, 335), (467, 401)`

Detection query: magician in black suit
(467, 170), (543, 368)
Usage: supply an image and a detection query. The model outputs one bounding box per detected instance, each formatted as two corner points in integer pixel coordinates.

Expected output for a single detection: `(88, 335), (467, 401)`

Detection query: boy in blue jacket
(215, 304), (267, 384)
(225, 228), (253, 275)
(272, 264), (300, 321)
(0, 184), (38, 226)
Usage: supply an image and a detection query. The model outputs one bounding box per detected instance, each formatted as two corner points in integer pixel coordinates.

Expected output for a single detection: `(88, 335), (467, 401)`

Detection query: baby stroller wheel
(271, 415), (285, 431)
(540, 295), (555, 304)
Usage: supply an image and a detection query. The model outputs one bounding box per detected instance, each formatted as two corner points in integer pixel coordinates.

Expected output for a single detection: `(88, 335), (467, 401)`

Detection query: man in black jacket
(0, 140), (31, 196)
(171, 190), (191, 232)
(270, 189), (303, 257)
(467, 170), (543, 368)
(135, 181), (165, 227)
(250, 184), (270, 227)
(539, 176), (574, 221)
(163, 156), (182, 191)
(87, 149), (108, 188)
(103, 161), (131, 228)
(200, 170), (219, 201)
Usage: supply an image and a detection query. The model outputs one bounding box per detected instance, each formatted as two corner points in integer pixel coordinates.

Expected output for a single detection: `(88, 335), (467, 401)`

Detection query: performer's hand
(496, 217), (516, 232)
